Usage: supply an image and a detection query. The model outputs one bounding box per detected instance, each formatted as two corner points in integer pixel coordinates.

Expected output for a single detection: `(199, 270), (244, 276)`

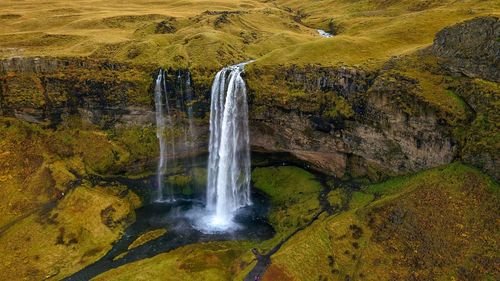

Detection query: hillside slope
(1, 0), (498, 68)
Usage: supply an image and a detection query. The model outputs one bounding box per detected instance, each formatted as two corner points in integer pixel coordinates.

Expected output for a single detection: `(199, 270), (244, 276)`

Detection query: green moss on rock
(93, 241), (256, 281)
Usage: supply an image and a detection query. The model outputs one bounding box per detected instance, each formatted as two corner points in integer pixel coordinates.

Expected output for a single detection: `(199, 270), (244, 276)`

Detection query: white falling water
(178, 71), (196, 159)
(317, 29), (333, 38)
(154, 69), (175, 203)
(154, 70), (167, 202)
(185, 72), (196, 149)
(163, 71), (177, 188)
(202, 62), (252, 231)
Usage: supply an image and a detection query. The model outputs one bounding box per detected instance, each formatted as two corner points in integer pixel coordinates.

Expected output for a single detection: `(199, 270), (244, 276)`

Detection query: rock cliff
(0, 17), (498, 181)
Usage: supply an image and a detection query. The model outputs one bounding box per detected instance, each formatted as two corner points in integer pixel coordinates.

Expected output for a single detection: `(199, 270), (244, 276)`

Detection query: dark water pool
(63, 152), (336, 280)
(64, 189), (274, 281)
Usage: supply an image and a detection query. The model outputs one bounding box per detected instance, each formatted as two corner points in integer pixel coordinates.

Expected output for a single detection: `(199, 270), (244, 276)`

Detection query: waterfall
(154, 69), (175, 203)
(178, 71), (196, 160)
(185, 72), (196, 149)
(182, 72), (197, 170)
(163, 70), (177, 186)
(205, 62), (252, 228)
(317, 29), (333, 38)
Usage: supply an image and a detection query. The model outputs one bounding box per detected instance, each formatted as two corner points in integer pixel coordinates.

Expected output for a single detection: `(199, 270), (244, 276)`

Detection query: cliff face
(430, 16), (499, 180)
(0, 57), (210, 167)
(247, 16), (498, 180)
(0, 17), (497, 181)
(247, 66), (456, 179)
(0, 57), (154, 128)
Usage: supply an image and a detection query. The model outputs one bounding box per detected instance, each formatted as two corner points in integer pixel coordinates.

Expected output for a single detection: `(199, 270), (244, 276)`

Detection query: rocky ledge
(247, 16), (498, 180)
(0, 17), (498, 181)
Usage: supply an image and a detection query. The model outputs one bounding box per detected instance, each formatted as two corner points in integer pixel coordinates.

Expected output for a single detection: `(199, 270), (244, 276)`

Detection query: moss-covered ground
(89, 163), (499, 281)
(93, 241), (257, 281)
(0, 117), (146, 280)
(0, 117), (159, 185)
(0, 183), (140, 281)
(263, 163), (499, 281)
(252, 166), (323, 238)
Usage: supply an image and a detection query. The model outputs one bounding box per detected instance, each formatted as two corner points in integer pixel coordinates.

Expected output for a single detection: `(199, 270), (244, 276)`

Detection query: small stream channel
(65, 152), (349, 280)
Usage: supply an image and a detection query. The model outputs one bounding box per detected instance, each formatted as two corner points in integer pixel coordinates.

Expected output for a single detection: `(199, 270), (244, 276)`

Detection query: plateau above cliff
(0, 0), (498, 68)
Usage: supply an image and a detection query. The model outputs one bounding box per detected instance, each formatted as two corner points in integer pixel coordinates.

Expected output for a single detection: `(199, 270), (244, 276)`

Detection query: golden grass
(128, 228), (167, 250)
(0, 0), (315, 68)
(1, 0), (497, 68)
(255, 0), (500, 69)
(0, 184), (140, 281)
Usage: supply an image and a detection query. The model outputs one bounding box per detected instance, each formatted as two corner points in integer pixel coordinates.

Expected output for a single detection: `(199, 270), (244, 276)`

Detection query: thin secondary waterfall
(185, 72), (196, 149)
(178, 71), (196, 159)
(154, 70), (167, 202)
(154, 69), (175, 202)
(163, 70), (177, 170)
(205, 62), (252, 229)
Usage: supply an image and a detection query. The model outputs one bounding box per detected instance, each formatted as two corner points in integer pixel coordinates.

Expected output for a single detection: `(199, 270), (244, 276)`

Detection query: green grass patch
(93, 241), (256, 281)
(252, 166), (323, 250)
(263, 162), (499, 280)
(128, 228), (167, 250)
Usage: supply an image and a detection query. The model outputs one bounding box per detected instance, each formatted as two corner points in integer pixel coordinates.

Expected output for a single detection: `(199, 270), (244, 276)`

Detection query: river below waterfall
(64, 183), (274, 281)
(64, 61), (331, 280)
(62, 151), (338, 280)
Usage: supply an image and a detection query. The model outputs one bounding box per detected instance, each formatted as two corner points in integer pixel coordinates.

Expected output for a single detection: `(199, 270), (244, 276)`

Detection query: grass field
(1, 0), (498, 69)
(1, 2), (498, 280)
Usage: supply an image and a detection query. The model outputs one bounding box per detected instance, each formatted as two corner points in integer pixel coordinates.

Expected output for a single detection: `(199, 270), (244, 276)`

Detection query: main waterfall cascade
(202, 62), (252, 231)
(154, 64), (252, 232)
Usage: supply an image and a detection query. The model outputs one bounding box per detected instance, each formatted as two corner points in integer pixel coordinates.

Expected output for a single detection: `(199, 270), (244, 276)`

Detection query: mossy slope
(252, 166), (323, 237)
(0, 117), (146, 279)
(263, 163), (499, 280)
(0, 183), (140, 281)
(93, 241), (255, 281)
